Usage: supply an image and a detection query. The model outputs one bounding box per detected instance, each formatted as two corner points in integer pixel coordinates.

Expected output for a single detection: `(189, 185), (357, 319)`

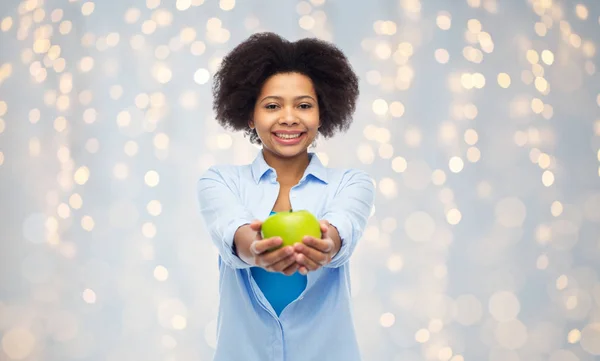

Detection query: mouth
(272, 132), (306, 145)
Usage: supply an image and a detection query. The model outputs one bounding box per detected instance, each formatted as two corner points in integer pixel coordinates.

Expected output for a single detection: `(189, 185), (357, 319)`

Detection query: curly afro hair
(212, 32), (359, 144)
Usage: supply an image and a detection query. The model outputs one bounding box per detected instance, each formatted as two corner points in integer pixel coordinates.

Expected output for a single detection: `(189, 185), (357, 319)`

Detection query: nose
(278, 107), (299, 126)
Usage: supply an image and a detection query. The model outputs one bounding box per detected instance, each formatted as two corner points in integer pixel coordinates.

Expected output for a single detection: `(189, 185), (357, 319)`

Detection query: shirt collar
(250, 150), (328, 184)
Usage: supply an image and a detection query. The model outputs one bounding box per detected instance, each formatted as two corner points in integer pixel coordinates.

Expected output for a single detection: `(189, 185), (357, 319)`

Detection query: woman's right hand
(247, 220), (299, 276)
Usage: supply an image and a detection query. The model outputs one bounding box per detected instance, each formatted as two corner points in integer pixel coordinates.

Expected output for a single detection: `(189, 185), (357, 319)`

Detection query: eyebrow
(259, 95), (316, 103)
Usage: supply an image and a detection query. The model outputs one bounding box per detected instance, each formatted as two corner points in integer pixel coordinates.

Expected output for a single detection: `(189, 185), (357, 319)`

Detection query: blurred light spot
(57, 203), (70, 219)
(495, 319), (528, 349)
(176, 0), (192, 11)
(415, 328), (430, 343)
(375, 43), (392, 59)
(435, 48), (450, 64)
(191, 40), (206, 55)
(536, 254), (549, 269)
(69, 194), (83, 209)
(154, 133), (169, 150)
(446, 208), (461, 225)
(568, 329), (581, 343)
(379, 144), (394, 159)
(81, 2), (95, 16)
(147, 200), (162, 216)
(79, 56), (94, 72)
(145, 171), (160, 187)
(81, 215), (95, 231)
(387, 254), (403, 272)
(153, 63), (172, 84)
(580, 323), (600, 355)
(467, 147), (481, 162)
(379, 177), (397, 198)
(220, 0), (235, 11)
(464, 129), (478, 145)
(551, 201), (563, 217)
(389, 101), (405, 117)
(194, 68), (210, 84)
(467, 19), (482, 33)
(541, 50), (554, 65)
(436, 12), (451, 30)
(113, 163), (129, 180)
(1, 328), (36, 359)
(432, 169), (446, 185)
(526, 49), (539, 64)
(85, 138), (99, 154)
(575, 4), (588, 20)
(74, 166), (90, 185)
(438, 347), (453, 361)
(171, 315), (187, 330)
(357, 144), (375, 164)
(380, 312), (395, 327)
(542, 170), (555, 187)
(449, 156), (464, 173)
(142, 222), (157, 238)
(299, 15), (315, 30)
(489, 291), (520, 322)
(405, 211), (435, 242)
(154, 265), (169, 281)
(82, 288), (97, 303)
(498, 73), (511, 88)
(556, 275), (569, 290)
(373, 99), (388, 115)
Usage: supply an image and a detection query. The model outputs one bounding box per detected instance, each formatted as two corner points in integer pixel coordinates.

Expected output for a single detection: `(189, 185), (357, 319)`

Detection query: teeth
(276, 133), (301, 139)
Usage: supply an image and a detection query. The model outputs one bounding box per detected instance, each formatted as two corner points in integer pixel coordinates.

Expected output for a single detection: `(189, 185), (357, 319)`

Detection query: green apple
(261, 210), (321, 248)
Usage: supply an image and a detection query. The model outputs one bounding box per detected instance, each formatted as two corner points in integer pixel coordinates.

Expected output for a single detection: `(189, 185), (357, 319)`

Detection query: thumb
(249, 220), (262, 231)
(319, 220), (329, 235)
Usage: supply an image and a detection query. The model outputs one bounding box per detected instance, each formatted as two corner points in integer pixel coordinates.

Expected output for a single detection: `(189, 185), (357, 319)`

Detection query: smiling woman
(197, 32), (375, 361)
(251, 72), (320, 158)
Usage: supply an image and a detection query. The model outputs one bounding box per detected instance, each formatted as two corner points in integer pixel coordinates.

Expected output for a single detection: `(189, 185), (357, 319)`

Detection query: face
(250, 72), (320, 159)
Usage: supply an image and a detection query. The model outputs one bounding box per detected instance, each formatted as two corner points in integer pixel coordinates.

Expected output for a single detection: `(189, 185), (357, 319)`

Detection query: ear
(248, 120), (254, 129)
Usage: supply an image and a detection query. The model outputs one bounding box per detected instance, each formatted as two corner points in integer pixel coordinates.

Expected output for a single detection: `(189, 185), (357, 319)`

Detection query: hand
(248, 220), (300, 276)
(293, 220), (338, 275)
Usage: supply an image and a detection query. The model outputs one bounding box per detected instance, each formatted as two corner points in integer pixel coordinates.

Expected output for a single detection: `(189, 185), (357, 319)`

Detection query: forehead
(259, 72), (316, 96)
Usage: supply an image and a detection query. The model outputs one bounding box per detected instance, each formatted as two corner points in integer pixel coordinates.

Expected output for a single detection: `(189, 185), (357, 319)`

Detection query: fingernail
(286, 247), (293, 255)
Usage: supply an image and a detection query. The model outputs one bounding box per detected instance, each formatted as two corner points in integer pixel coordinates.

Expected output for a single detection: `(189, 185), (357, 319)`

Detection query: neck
(262, 148), (310, 185)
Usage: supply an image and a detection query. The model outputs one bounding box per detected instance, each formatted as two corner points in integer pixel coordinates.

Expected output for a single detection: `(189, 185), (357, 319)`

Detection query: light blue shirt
(197, 151), (375, 361)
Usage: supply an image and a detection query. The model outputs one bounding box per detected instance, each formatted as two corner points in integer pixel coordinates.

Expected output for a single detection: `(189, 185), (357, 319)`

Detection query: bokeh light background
(1, 0), (600, 360)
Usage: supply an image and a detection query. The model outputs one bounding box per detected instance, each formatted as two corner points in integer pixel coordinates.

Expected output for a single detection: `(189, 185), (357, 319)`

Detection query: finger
(266, 253), (297, 273)
(259, 245), (294, 267)
(281, 261), (300, 276)
(302, 236), (333, 253)
(298, 266), (308, 275)
(294, 242), (330, 266)
(319, 220), (329, 234)
(251, 237), (283, 255)
(249, 220), (262, 232)
(295, 251), (322, 271)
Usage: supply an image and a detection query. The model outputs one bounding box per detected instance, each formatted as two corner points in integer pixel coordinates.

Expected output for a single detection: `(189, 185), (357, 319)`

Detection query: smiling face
(250, 72), (320, 159)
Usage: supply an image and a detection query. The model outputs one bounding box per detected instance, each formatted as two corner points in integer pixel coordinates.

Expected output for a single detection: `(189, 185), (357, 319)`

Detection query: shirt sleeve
(196, 166), (255, 269)
(321, 169), (375, 268)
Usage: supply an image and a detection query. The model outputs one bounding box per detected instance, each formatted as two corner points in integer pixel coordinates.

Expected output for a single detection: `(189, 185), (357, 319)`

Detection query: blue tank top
(250, 211), (307, 316)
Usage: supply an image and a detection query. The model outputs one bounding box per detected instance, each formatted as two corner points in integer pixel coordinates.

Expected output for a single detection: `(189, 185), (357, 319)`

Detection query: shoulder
(325, 167), (375, 191)
(197, 163), (253, 186)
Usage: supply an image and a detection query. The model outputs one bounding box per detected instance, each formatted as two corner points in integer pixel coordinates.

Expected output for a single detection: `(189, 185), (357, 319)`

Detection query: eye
(298, 103), (313, 109)
(264, 104), (279, 110)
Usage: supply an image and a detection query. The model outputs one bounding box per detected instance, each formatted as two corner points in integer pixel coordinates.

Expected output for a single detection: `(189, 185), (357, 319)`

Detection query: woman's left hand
(293, 220), (340, 275)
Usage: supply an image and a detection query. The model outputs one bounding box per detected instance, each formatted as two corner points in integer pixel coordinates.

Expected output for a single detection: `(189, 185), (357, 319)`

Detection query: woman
(197, 32), (375, 361)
